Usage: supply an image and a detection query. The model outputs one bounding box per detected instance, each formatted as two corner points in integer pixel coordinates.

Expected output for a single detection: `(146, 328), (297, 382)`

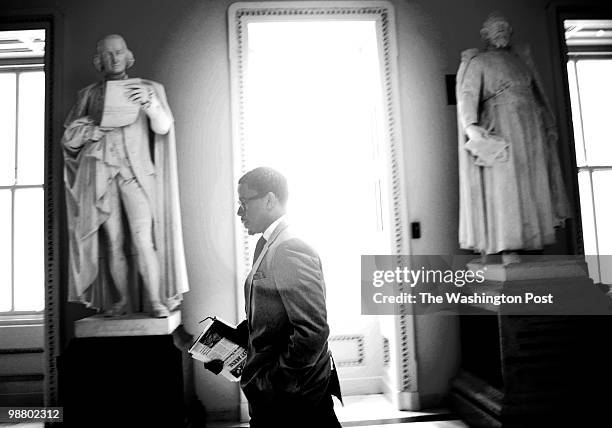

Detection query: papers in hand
(464, 134), (509, 167)
(189, 317), (247, 382)
(100, 78), (142, 128)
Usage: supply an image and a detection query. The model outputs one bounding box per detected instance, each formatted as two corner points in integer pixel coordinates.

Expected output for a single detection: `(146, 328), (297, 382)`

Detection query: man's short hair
(239, 167), (289, 205)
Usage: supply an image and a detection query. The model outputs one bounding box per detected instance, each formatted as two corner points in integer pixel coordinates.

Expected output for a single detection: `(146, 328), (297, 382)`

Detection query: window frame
(0, 13), (62, 409)
(566, 53), (612, 282)
(0, 62), (45, 316)
(227, 0), (418, 406)
(548, 4), (612, 256)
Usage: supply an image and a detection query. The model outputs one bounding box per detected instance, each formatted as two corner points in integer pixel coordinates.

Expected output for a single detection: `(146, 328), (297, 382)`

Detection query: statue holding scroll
(62, 34), (189, 317)
(456, 14), (571, 263)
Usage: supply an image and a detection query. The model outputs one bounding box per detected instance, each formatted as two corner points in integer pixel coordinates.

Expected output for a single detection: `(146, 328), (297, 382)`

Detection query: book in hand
(189, 317), (247, 382)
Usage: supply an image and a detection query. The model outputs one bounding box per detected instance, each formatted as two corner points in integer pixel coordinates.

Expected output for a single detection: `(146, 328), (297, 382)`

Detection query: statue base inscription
(75, 311), (181, 337)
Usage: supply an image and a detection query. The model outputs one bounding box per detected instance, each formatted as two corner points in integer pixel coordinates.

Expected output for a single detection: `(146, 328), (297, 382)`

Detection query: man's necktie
(253, 236), (266, 266)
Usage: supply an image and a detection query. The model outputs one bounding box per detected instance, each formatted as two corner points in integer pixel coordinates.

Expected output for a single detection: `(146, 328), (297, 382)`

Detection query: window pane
(0, 73), (17, 186)
(592, 170), (612, 284)
(13, 187), (44, 311)
(17, 71), (45, 185)
(244, 21), (389, 328)
(577, 171), (599, 282)
(566, 61), (586, 167)
(0, 190), (12, 312)
(578, 171), (598, 255)
(575, 60), (612, 166)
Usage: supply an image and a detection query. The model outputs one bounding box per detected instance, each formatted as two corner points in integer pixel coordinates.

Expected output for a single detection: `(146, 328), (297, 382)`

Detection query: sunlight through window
(0, 29), (45, 314)
(566, 34), (612, 283)
(242, 20), (392, 329)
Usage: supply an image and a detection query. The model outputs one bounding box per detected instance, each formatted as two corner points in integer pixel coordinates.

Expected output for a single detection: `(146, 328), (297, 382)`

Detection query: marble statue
(62, 34), (189, 317)
(456, 13), (571, 263)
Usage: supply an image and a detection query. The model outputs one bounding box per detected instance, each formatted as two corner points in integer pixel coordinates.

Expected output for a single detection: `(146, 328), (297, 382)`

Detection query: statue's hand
(125, 82), (154, 108)
(465, 124), (488, 141)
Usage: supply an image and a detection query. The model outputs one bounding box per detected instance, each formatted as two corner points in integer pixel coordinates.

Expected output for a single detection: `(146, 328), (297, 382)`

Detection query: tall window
(242, 19), (392, 328)
(229, 3), (407, 332)
(565, 20), (612, 284)
(0, 30), (45, 314)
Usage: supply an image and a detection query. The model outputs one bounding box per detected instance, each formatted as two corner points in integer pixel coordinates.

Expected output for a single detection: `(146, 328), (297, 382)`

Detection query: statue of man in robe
(456, 13), (571, 264)
(62, 34), (189, 317)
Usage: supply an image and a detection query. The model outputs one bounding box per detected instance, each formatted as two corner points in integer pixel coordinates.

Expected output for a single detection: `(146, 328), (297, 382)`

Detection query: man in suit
(207, 167), (341, 427)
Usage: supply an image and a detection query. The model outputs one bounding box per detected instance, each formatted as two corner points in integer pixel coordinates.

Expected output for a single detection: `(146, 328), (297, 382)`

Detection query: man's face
(98, 36), (129, 76)
(237, 183), (269, 235)
(485, 19), (512, 48)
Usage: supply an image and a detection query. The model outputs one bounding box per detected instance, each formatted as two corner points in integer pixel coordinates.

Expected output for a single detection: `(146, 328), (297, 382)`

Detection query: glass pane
(13, 187), (44, 311)
(17, 71), (45, 185)
(592, 170), (612, 284)
(0, 190), (12, 312)
(575, 60), (612, 166)
(577, 171), (599, 282)
(566, 61), (586, 167)
(0, 73), (17, 186)
(245, 21), (388, 329)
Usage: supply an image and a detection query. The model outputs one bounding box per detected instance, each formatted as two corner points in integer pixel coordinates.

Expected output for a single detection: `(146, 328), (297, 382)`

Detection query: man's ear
(126, 49), (135, 69)
(265, 192), (277, 209)
(93, 54), (103, 72)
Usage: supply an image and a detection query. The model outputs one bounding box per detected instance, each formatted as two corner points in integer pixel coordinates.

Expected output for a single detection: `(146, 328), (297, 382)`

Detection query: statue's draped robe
(62, 80), (189, 312)
(456, 47), (571, 254)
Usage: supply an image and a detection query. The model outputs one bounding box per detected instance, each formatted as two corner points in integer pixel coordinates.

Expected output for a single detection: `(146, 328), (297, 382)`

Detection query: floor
(0, 395), (468, 428)
(206, 394), (467, 428)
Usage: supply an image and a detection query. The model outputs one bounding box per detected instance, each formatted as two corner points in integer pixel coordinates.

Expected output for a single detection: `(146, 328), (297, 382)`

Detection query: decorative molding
(0, 347), (44, 355)
(329, 334), (365, 367)
(43, 16), (60, 408)
(383, 336), (390, 366)
(235, 6), (390, 19)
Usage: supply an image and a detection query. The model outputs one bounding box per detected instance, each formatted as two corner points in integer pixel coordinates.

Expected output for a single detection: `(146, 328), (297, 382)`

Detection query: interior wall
(0, 0), (576, 416)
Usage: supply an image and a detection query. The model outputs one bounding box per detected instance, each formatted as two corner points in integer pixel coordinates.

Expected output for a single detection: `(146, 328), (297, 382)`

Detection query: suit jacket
(240, 220), (336, 409)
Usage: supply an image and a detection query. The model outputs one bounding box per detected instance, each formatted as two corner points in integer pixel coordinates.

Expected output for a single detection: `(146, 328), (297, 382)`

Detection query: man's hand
(204, 359), (224, 375)
(465, 124), (488, 141)
(125, 83), (153, 108)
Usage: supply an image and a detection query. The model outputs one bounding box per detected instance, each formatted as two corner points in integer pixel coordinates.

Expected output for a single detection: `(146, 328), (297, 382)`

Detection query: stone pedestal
(58, 312), (188, 427)
(450, 258), (612, 427)
(75, 311), (182, 337)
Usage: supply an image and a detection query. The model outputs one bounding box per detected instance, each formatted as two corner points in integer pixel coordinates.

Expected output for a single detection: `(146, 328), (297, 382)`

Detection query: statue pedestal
(75, 311), (182, 337)
(59, 312), (190, 427)
(450, 258), (612, 426)
(467, 255), (588, 282)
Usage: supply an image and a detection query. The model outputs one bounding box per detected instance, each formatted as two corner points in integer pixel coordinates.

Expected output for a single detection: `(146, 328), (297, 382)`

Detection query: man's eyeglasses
(238, 192), (268, 211)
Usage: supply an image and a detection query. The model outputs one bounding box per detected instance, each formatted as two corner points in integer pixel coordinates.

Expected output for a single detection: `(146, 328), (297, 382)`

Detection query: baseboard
(381, 377), (420, 411)
(340, 376), (383, 395)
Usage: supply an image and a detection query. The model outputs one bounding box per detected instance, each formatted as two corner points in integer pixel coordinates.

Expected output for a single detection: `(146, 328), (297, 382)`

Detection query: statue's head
(480, 12), (512, 49)
(92, 34), (135, 77)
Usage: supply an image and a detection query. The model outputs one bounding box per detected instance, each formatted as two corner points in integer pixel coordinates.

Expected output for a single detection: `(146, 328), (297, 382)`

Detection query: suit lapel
(245, 220), (289, 322)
